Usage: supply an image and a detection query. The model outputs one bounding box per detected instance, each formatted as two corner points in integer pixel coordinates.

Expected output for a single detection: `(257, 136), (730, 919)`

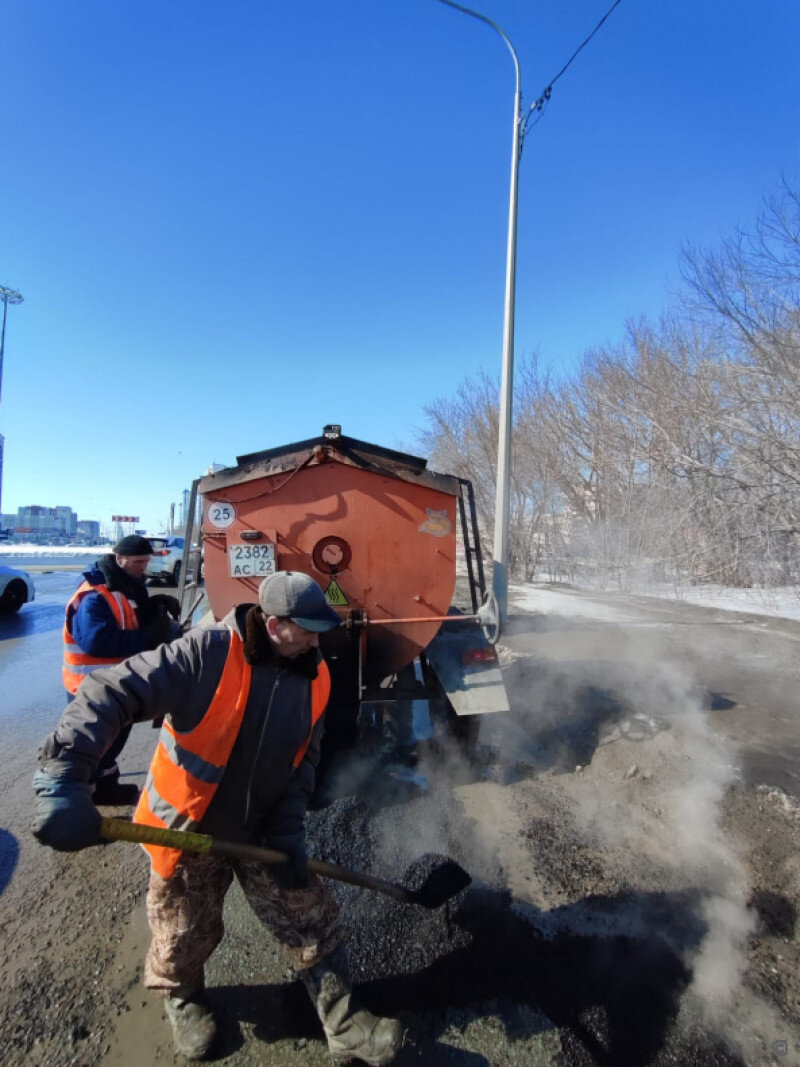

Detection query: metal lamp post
(0, 285), (23, 520)
(435, 0), (526, 621)
(0, 285), (24, 406)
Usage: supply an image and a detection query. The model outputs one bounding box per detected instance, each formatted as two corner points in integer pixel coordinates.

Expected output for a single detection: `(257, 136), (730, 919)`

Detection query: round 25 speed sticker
(207, 501), (236, 529)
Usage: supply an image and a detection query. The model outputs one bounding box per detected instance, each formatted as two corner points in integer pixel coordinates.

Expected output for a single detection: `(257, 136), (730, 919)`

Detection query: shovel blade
(411, 858), (472, 909)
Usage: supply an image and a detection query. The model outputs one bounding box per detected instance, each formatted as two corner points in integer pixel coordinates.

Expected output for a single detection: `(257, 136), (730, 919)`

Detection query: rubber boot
(163, 989), (217, 1060)
(301, 947), (405, 1066)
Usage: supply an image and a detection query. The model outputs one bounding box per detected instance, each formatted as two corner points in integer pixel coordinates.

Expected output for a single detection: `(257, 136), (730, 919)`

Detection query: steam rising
(361, 603), (772, 1056)
(316, 581), (796, 1060)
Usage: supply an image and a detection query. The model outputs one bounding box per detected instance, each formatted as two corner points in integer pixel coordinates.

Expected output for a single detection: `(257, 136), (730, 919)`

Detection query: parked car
(145, 536), (186, 586)
(0, 565), (35, 613)
(145, 536), (203, 586)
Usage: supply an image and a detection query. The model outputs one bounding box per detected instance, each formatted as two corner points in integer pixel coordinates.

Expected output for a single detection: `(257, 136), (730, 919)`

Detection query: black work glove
(149, 594), (181, 620)
(33, 768), (102, 852)
(262, 830), (308, 890)
(141, 605), (172, 648)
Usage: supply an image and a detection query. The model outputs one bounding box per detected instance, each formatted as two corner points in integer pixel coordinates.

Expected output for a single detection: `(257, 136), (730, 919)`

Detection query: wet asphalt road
(0, 569), (85, 806)
(503, 584), (800, 797)
(0, 566), (198, 897)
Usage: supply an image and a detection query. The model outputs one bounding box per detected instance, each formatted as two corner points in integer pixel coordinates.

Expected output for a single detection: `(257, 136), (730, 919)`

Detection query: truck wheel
(0, 580), (27, 613)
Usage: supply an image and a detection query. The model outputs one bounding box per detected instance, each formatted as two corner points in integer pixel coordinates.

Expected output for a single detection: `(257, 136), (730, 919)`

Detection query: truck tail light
(153, 549), (169, 556)
(462, 647), (497, 667)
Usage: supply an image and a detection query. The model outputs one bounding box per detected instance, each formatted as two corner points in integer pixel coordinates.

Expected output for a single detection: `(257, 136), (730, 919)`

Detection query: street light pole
(0, 285), (24, 406)
(0, 284), (24, 519)
(435, 1), (523, 621)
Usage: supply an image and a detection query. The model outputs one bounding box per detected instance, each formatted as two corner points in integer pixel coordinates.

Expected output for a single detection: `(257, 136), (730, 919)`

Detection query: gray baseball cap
(258, 571), (341, 632)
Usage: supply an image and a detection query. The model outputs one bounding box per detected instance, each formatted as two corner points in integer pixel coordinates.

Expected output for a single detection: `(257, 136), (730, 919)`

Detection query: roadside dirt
(2, 587), (799, 1066)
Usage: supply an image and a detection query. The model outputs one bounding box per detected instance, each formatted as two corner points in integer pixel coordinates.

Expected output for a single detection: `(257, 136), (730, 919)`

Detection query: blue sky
(2, 0), (799, 533)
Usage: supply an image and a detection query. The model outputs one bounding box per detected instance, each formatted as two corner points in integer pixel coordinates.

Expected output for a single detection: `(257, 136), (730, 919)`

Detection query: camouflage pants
(144, 851), (344, 995)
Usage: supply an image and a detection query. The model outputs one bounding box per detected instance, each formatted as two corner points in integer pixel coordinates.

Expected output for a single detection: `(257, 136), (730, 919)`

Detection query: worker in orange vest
(34, 571), (405, 1066)
(61, 534), (180, 804)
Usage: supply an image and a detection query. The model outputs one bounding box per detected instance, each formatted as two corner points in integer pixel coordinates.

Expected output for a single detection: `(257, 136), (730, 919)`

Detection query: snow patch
(0, 543), (105, 556)
(511, 580), (800, 622)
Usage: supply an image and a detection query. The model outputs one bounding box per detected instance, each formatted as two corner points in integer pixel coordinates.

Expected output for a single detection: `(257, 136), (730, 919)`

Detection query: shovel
(99, 817), (471, 910)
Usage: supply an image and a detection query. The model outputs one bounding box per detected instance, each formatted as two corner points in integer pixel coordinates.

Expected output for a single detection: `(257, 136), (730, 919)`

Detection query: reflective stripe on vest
(62, 582), (139, 693)
(133, 629), (331, 879)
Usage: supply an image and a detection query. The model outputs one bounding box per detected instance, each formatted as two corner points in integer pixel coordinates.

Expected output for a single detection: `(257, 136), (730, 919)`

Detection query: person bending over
(36, 570), (404, 1065)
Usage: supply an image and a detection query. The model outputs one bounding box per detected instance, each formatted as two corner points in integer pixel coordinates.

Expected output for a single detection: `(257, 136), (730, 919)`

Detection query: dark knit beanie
(113, 534), (154, 556)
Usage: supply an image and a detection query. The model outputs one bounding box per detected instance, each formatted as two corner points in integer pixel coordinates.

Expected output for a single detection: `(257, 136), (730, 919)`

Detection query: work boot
(301, 947), (405, 1066)
(164, 989), (217, 1060)
(92, 772), (140, 806)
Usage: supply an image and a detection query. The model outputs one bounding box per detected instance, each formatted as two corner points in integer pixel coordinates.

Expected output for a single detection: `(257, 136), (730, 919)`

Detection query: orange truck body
(193, 426), (508, 767)
(198, 429), (463, 685)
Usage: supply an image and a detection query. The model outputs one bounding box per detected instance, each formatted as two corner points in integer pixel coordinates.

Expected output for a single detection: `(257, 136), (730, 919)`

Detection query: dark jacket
(68, 555), (173, 661)
(41, 605), (325, 843)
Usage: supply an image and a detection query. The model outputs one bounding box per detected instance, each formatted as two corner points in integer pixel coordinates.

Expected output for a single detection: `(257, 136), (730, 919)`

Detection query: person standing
(62, 534), (180, 804)
(35, 570), (405, 1065)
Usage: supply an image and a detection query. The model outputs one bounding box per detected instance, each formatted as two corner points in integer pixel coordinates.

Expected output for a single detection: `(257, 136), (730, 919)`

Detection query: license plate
(228, 542), (276, 578)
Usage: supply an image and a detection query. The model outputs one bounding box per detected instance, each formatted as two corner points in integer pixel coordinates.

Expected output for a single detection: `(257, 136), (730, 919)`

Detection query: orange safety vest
(133, 628), (331, 878)
(62, 581), (140, 694)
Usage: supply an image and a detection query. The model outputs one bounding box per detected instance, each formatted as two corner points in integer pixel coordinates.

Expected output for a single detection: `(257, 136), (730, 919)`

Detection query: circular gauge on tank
(312, 535), (352, 575)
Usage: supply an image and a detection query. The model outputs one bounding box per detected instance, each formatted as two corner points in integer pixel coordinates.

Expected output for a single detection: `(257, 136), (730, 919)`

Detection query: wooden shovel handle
(99, 818), (413, 904)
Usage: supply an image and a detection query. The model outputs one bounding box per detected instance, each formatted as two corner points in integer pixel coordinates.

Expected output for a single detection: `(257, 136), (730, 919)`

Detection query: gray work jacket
(39, 604), (327, 843)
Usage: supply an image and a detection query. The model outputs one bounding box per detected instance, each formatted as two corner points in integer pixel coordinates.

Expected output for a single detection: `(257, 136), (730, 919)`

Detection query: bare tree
(422, 177), (800, 590)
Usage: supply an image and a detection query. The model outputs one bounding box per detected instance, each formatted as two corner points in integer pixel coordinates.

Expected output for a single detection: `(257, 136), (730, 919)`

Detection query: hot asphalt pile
(305, 789), (748, 1065)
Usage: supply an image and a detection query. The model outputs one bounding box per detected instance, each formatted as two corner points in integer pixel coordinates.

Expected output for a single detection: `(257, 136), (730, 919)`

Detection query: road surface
(1, 574), (798, 1066)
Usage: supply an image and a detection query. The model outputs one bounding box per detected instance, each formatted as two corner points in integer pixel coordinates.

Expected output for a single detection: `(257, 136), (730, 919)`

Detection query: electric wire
(523, 0), (625, 137)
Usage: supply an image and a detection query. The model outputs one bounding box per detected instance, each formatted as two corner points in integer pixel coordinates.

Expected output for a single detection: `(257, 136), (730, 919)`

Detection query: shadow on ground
(205, 884), (743, 1066)
(0, 829), (20, 896)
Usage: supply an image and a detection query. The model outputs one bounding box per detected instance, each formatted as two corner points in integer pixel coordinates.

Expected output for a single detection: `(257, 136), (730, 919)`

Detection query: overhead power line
(524, 0), (625, 135)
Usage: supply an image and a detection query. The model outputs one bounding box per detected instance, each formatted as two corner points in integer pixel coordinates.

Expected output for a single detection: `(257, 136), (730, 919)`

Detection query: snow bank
(0, 543), (104, 556)
(511, 580), (800, 623)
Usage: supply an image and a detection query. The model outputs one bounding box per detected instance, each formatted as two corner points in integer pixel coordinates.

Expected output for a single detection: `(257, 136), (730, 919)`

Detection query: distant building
(77, 519), (101, 543)
(15, 505), (78, 543)
(179, 488), (192, 530)
(0, 507), (13, 540)
(55, 506), (77, 538)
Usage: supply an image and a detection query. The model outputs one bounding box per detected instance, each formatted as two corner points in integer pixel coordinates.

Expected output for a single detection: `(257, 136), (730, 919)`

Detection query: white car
(0, 565), (35, 613)
(145, 536), (186, 586)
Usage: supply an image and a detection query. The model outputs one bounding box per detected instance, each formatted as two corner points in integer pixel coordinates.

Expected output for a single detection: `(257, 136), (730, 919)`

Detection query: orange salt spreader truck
(177, 425), (509, 775)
